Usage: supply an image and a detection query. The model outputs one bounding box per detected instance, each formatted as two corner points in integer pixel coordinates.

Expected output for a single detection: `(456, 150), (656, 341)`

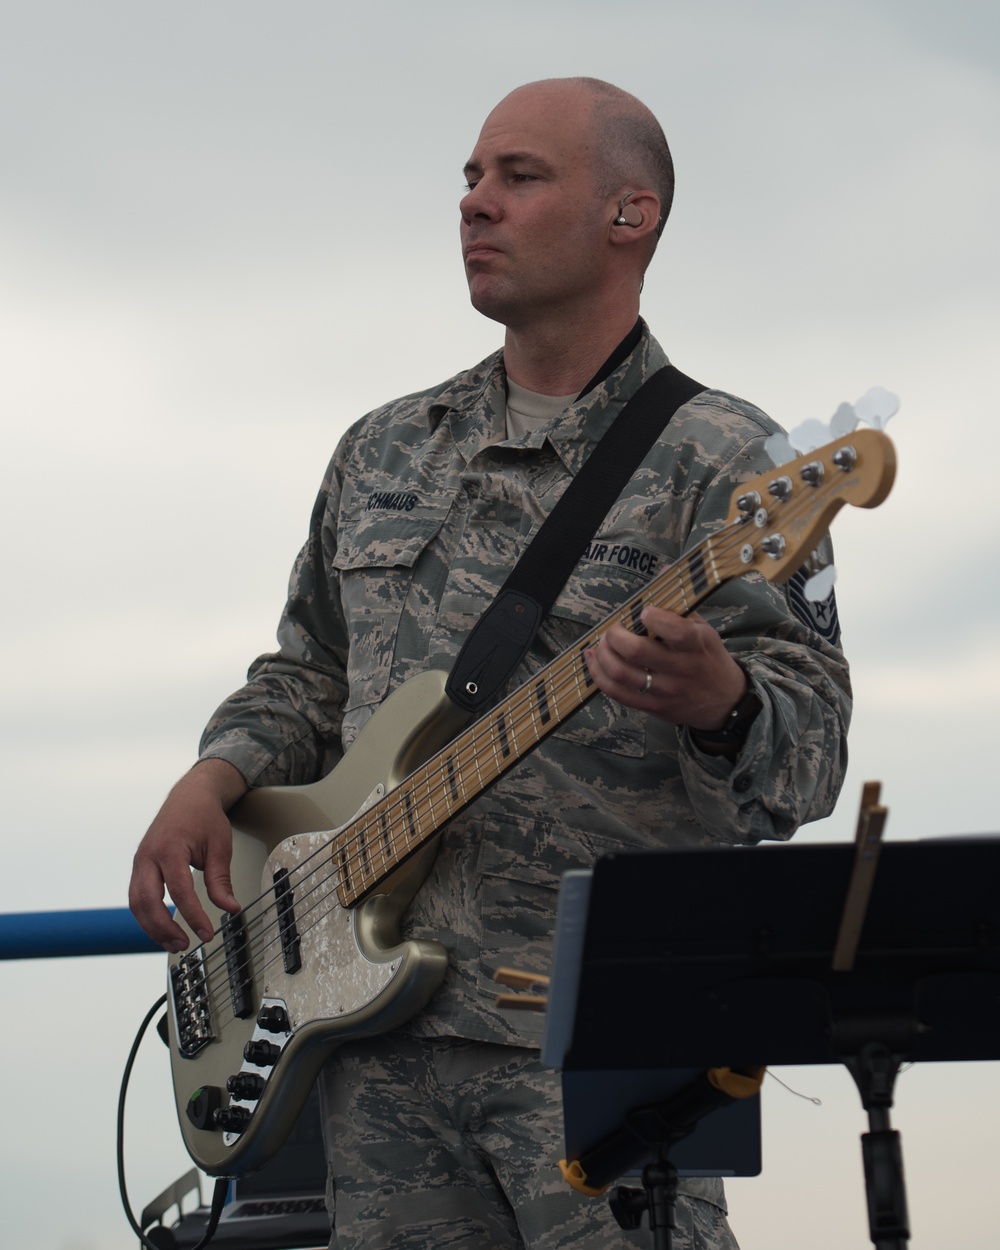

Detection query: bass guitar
(166, 427), (895, 1176)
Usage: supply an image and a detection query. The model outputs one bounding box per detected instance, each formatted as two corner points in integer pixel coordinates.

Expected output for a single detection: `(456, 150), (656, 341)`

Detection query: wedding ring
(642, 668), (653, 695)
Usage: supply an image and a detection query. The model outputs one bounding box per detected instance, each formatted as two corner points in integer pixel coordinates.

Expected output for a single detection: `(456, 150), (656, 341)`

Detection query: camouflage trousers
(317, 1033), (740, 1250)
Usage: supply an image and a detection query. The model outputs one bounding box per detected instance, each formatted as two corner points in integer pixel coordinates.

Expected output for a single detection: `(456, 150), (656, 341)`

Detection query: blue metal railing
(0, 907), (164, 959)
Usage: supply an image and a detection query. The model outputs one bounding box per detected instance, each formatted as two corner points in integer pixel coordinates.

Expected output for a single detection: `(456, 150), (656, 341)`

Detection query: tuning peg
(787, 418), (832, 454)
(804, 564), (837, 602)
(765, 431), (797, 467)
(853, 387), (899, 429)
(777, 386), (898, 461)
(829, 402), (859, 437)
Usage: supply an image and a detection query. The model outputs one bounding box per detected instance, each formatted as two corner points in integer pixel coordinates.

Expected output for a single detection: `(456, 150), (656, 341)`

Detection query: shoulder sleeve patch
(787, 566), (842, 647)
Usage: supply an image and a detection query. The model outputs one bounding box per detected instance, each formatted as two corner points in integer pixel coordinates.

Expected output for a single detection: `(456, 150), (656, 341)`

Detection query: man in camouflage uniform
(130, 78), (850, 1249)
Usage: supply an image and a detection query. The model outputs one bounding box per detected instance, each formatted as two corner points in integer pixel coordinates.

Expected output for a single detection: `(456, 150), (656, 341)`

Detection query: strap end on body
(445, 590), (543, 713)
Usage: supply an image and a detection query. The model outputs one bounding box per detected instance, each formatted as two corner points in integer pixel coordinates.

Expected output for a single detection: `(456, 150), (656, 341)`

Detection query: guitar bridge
(170, 946), (214, 1057)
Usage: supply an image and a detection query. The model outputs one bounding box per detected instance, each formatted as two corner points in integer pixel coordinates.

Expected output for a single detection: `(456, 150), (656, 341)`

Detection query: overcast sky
(2, 3), (999, 1248)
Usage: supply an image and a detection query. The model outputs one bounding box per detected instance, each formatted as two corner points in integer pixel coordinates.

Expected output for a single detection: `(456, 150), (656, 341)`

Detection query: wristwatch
(689, 684), (762, 747)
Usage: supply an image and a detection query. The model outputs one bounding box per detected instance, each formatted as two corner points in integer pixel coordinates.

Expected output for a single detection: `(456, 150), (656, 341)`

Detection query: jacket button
(733, 773), (752, 793)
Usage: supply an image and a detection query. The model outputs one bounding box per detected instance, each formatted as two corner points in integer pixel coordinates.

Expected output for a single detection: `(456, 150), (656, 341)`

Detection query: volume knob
(227, 1072), (266, 1100)
(214, 1104), (251, 1133)
(256, 1004), (290, 1033)
(244, 1039), (282, 1067)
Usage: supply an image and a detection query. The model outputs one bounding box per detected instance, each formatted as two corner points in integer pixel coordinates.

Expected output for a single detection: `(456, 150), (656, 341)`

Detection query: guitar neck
(335, 529), (726, 908)
(333, 425), (898, 906)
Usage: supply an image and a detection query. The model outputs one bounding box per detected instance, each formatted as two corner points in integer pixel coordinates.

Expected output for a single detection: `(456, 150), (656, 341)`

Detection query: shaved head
(516, 78), (674, 240)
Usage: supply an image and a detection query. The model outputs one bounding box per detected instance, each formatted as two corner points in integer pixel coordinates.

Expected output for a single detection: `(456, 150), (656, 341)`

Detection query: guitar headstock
(718, 428), (896, 585)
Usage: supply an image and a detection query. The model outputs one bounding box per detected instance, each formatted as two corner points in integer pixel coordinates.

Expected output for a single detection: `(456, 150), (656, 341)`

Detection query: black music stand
(545, 835), (1000, 1250)
(543, 869), (762, 1250)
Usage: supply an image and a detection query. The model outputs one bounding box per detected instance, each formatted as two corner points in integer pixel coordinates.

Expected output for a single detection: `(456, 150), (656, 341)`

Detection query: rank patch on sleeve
(787, 566), (841, 646)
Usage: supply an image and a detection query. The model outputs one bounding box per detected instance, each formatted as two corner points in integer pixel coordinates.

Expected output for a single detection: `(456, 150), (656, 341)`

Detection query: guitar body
(166, 669), (469, 1176)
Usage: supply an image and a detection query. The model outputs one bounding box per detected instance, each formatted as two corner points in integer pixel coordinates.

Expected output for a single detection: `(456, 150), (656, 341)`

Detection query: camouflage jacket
(200, 324), (851, 1046)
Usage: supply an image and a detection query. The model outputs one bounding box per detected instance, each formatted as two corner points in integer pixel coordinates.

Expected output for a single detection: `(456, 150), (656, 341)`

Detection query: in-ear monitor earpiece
(615, 192), (642, 227)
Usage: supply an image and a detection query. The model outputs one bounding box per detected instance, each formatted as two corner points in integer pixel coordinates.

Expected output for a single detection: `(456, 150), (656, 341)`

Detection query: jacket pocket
(332, 508), (450, 737)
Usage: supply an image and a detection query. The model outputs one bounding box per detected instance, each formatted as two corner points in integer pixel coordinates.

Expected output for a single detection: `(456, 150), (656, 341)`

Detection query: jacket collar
(426, 321), (670, 474)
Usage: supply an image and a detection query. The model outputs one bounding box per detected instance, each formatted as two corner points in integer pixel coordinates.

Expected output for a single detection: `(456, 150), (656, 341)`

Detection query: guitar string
(187, 496), (780, 1018)
(190, 626), (620, 1029)
(186, 514), (754, 1020)
(185, 621), (614, 1020)
(180, 535), (667, 999)
(185, 502), (779, 1015)
(258, 500), (758, 904)
(191, 626), (606, 1012)
(185, 548), (691, 1022)
(184, 452), (855, 1029)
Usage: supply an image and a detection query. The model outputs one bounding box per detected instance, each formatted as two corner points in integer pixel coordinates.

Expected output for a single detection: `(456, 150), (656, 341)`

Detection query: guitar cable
(117, 992), (229, 1250)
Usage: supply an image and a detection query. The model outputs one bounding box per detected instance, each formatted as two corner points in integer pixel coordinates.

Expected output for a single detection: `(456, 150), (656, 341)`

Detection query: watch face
(694, 690), (761, 744)
(730, 691), (763, 736)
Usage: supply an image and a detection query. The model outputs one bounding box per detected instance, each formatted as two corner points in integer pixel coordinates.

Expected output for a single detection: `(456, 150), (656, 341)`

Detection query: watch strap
(688, 683), (762, 746)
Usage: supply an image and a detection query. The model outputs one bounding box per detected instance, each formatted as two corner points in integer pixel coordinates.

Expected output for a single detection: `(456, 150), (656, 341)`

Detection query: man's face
(460, 84), (613, 330)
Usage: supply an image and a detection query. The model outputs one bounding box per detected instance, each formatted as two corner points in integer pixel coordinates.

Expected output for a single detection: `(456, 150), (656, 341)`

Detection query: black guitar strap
(445, 362), (706, 714)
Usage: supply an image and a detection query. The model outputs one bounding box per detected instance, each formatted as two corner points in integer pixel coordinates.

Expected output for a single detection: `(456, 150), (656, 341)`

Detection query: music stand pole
(841, 1039), (910, 1250)
(609, 1148), (679, 1250)
(589, 1070), (762, 1250)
